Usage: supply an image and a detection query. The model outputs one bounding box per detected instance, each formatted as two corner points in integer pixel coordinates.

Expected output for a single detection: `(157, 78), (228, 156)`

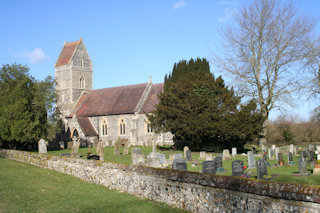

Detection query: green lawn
(0, 157), (187, 213)
(48, 146), (320, 186)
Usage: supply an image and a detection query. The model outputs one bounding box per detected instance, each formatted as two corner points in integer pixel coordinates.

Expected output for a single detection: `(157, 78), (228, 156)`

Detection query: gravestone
(262, 153), (268, 162)
(202, 161), (216, 174)
(287, 152), (294, 165)
(232, 160), (244, 177)
(256, 159), (268, 179)
(277, 153), (284, 165)
(174, 154), (183, 160)
(232, 148), (237, 156)
(275, 148), (279, 162)
(289, 144), (294, 153)
(67, 141), (73, 149)
(222, 149), (230, 161)
(268, 149), (272, 159)
(214, 156), (223, 170)
(132, 148), (142, 154)
(309, 144), (313, 151)
(252, 147), (257, 154)
(199, 151), (206, 160)
(271, 145), (276, 151)
(59, 141), (64, 150)
(114, 139), (121, 156)
(93, 137), (98, 147)
(186, 150), (191, 161)
(123, 142), (131, 155)
(88, 144), (92, 155)
(308, 150), (314, 162)
(97, 142), (104, 161)
(132, 153), (146, 165)
(206, 153), (213, 161)
(38, 139), (48, 154)
(183, 146), (189, 158)
(156, 153), (166, 164)
(248, 151), (255, 169)
(169, 154), (175, 161)
(60, 153), (70, 157)
(261, 145), (267, 153)
(71, 139), (80, 157)
(299, 157), (308, 175)
(301, 151), (307, 159)
(172, 159), (187, 171)
(147, 155), (161, 168)
(293, 147), (297, 156)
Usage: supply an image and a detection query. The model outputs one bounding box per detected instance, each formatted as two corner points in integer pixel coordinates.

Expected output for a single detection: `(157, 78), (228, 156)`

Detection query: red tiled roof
(55, 41), (80, 67)
(75, 83), (148, 117)
(77, 117), (98, 136)
(140, 83), (163, 113)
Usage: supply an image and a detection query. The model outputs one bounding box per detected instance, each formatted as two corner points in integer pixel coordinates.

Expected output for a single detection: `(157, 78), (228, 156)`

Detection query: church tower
(55, 38), (93, 118)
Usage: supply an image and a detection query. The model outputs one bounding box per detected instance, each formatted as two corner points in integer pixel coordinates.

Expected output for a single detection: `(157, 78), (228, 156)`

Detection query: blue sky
(1, 0), (319, 120)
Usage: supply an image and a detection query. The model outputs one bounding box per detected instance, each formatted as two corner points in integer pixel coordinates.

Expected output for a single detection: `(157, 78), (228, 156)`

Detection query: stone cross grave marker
(222, 149), (230, 161)
(248, 151), (255, 169)
(183, 146), (189, 158)
(299, 157), (308, 175)
(186, 150), (191, 161)
(232, 160), (244, 177)
(206, 153), (213, 161)
(232, 148), (237, 156)
(214, 156), (223, 170)
(172, 159), (187, 171)
(199, 151), (206, 160)
(256, 159), (268, 179)
(202, 161), (216, 174)
(38, 139), (47, 154)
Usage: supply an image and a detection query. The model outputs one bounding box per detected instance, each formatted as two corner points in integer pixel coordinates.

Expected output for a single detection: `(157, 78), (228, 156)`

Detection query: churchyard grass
(0, 157), (187, 213)
(47, 147), (320, 186)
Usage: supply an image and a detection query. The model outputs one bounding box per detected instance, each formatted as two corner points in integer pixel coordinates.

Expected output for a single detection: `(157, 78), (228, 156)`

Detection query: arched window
(101, 119), (108, 136)
(119, 119), (126, 135)
(80, 77), (85, 89)
(147, 123), (153, 133)
(81, 58), (84, 67)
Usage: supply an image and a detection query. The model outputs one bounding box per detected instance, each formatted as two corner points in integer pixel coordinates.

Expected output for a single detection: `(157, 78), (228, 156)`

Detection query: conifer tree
(149, 58), (264, 151)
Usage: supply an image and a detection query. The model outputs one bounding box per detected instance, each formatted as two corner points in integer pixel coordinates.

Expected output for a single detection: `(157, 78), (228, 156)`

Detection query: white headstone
(38, 139), (47, 154)
(271, 145), (276, 151)
(289, 144), (294, 153)
(248, 151), (255, 169)
(205, 153), (213, 161)
(222, 149), (230, 160)
(200, 151), (206, 160)
(268, 149), (272, 159)
(232, 148), (237, 156)
(183, 146), (189, 158)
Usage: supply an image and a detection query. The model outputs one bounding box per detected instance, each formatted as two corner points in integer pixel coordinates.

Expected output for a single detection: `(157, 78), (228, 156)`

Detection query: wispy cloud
(15, 48), (49, 64)
(218, 7), (237, 23)
(173, 1), (186, 9)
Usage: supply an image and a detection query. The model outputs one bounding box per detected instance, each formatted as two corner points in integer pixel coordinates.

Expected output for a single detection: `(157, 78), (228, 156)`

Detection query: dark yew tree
(149, 58), (264, 151)
(0, 63), (56, 149)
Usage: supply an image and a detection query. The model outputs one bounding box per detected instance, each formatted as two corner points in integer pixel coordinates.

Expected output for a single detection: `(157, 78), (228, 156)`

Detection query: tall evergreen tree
(0, 63), (56, 149)
(149, 58), (264, 151)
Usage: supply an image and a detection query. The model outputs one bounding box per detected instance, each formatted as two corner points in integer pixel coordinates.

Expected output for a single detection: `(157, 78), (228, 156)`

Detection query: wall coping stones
(1, 149), (319, 205)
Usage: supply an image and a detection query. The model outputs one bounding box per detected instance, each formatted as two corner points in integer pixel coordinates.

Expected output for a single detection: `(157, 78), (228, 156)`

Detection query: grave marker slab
(202, 161), (216, 174)
(256, 159), (268, 179)
(38, 139), (47, 154)
(214, 156), (223, 169)
(299, 157), (308, 175)
(232, 160), (244, 177)
(205, 153), (213, 161)
(232, 148), (237, 156)
(183, 146), (189, 158)
(287, 152), (294, 165)
(222, 149), (230, 161)
(248, 151), (255, 169)
(186, 150), (191, 161)
(132, 153), (146, 165)
(172, 159), (187, 171)
(199, 151), (206, 160)
(174, 154), (183, 160)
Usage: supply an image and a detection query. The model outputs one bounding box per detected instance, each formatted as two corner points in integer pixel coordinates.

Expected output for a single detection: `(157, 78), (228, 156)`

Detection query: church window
(146, 123), (153, 133)
(119, 119), (126, 135)
(81, 58), (84, 67)
(101, 119), (108, 136)
(80, 77), (85, 89)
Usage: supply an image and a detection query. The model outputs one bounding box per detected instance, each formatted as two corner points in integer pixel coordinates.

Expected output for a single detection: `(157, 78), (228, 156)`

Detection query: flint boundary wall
(1, 149), (320, 213)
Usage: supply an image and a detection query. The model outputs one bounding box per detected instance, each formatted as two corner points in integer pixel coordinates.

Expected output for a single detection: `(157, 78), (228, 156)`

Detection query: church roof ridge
(55, 39), (81, 67)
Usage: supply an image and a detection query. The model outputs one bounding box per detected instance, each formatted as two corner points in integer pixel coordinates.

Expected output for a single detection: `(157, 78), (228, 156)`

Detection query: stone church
(55, 38), (173, 146)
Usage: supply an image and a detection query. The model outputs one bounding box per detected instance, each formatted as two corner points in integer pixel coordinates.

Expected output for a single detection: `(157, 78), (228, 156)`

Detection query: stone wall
(1, 149), (319, 213)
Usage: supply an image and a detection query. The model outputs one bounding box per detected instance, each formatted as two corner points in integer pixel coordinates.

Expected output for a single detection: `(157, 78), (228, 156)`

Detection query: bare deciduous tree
(214, 0), (316, 144)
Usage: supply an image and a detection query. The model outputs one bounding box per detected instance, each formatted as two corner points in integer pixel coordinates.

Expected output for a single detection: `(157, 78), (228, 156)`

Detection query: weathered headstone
(132, 148), (142, 154)
(268, 149), (272, 159)
(232, 160), (244, 177)
(271, 145), (276, 151)
(299, 157), (308, 175)
(232, 148), (237, 156)
(205, 153), (213, 161)
(199, 151), (206, 160)
(172, 159), (187, 171)
(222, 149), (230, 161)
(275, 148), (279, 162)
(88, 144), (91, 154)
(132, 153), (146, 165)
(183, 146), (189, 158)
(256, 159), (268, 179)
(59, 141), (64, 150)
(147, 155), (161, 168)
(186, 150), (191, 161)
(123, 142), (131, 155)
(202, 161), (216, 174)
(289, 144), (294, 153)
(248, 151), (255, 169)
(287, 152), (294, 165)
(261, 145), (267, 153)
(262, 153), (268, 162)
(277, 153), (284, 165)
(214, 156), (223, 170)
(156, 153), (166, 164)
(60, 153), (70, 157)
(38, 139), (48, 154)
(114, 138), (121, 156)
(67, 141), (73, 149)
(97, 142), (104, 161)
(169, 154), (175, 161)
(174, 153), (183, 160)
(71, 139), (80, 157)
